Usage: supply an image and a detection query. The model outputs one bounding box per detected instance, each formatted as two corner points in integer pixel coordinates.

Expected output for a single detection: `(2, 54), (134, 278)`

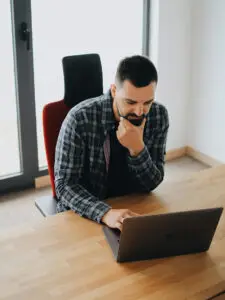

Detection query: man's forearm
(55, 180), (111, 223)
(127, 145), (164, 192)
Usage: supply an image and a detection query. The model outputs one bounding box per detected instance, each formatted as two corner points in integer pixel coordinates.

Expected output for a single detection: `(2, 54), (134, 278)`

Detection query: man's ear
(110, 84), (116, 98)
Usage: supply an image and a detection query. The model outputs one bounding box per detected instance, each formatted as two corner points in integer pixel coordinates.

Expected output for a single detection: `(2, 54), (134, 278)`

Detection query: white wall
(150, 0), (192, 151)
(188, 0), (225, 163)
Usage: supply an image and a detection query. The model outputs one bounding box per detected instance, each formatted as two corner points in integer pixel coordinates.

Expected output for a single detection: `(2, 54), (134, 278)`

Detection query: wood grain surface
(0, 165), (225, 300)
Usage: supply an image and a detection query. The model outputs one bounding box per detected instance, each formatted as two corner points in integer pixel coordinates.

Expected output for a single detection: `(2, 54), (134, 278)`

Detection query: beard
(116, 104), (147, 126)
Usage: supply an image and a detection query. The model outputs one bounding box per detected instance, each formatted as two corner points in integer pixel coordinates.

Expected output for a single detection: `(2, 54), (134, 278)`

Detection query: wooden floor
(0, 156), (209, 230)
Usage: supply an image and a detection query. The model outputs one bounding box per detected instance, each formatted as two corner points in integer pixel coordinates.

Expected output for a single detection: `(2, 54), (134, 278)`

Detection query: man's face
(111, 80), (156, 126)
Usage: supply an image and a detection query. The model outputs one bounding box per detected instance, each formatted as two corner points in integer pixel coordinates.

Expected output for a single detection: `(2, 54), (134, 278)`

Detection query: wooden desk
(1, 166), (225, 300)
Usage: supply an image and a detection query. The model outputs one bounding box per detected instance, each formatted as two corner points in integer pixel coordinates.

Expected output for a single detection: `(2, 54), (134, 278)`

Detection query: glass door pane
(0, 1), (21, 178)
(31, 0), (143, 169)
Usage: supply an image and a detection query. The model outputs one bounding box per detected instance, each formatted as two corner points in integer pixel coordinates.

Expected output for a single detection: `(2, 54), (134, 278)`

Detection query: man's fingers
(120, 211), (139, 222)
(115, 221), (123, 231)
(120, 117), (133, 130)
(140, 118), (147, 130)
(128, 211), (139, 217)
(119, 214), (131, 223)
(115, 210), (140, 230)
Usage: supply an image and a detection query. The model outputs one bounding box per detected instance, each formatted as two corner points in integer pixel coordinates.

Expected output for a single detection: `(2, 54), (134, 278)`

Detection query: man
(54, 55), (169, 231)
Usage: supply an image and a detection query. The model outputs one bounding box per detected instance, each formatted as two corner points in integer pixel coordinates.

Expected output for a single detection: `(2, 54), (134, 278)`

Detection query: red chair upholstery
(43, 100), (70, 198)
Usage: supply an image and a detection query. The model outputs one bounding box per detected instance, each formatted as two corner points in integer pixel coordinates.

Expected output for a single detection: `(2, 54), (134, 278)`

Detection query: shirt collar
(101, 89), (117, 133)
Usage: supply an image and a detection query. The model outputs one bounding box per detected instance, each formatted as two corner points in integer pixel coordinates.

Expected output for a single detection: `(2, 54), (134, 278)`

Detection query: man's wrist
(101, 208), (112, 224)
(129, 143), (145, 157)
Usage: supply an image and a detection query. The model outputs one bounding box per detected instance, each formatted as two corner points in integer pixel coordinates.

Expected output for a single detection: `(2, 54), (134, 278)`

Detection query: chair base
(35, 196), (57, 217)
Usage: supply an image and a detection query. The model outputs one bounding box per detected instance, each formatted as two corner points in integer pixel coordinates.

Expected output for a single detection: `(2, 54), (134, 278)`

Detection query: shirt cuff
(89, 201), (112, 224)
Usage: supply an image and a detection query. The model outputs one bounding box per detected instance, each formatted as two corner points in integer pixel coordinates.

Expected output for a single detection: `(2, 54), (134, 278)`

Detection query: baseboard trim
(165, 147), (187, 162)
(35, 146), (223, 189)
(186, 146), (223, 167)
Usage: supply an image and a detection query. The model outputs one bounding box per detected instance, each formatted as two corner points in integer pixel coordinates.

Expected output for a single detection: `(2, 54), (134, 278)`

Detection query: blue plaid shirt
(54, 90), (169, 223)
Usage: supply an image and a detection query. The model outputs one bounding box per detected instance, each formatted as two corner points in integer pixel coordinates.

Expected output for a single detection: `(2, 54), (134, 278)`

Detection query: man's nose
(134, 105), (144, 117)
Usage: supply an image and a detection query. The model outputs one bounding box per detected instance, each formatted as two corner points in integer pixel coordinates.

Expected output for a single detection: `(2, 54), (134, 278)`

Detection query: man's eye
(145, 102), (152, 106)
(126, 101), (135, 105)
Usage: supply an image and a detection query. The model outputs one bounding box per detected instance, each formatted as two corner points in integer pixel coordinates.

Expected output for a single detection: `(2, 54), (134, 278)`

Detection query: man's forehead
(118, 80), (156, 101)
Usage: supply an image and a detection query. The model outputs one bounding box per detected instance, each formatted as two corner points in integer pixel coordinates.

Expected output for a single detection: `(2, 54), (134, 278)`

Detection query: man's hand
(116, 118), (146, 156)
(101, 209), (139, 231)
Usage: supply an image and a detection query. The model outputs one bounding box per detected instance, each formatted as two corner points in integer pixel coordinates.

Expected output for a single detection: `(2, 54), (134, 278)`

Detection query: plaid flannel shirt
(54, 90), (169, 223)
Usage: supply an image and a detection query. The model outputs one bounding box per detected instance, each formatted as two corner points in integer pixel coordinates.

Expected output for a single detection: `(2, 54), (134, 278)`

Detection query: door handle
(19, 22), (31, 51)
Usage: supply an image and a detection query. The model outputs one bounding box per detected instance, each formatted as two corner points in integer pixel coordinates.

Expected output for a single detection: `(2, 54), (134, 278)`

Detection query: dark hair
(115, 55), (158, 87)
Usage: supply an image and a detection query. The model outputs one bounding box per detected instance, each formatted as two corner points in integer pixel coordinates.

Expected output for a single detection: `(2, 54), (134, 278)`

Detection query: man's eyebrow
(125, 98), (154, 103)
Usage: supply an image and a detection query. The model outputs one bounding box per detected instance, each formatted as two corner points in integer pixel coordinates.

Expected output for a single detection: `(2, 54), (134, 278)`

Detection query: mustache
(119, 112), (147, 127)
(116, 103), (148, 126)
(124, 113), (147, 119)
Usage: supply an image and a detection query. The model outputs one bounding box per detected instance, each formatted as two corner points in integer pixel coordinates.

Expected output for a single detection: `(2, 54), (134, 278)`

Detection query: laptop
(103, 207), (223, 263)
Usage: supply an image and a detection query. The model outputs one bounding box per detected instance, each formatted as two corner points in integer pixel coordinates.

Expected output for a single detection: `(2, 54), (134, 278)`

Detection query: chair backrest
(43, 100), (70, 197)
(63, 53), (103, 108)
(42, 53), (103, 198)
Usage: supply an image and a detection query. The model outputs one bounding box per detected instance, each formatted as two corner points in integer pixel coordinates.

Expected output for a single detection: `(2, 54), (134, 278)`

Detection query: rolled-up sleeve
(127, 105), (169, 192)
(54, 110), (111, 223)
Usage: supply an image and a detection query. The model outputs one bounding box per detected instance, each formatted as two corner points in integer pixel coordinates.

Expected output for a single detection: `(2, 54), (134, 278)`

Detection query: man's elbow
(55, 179), (65, 200)
(145, 172), (164, 193)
